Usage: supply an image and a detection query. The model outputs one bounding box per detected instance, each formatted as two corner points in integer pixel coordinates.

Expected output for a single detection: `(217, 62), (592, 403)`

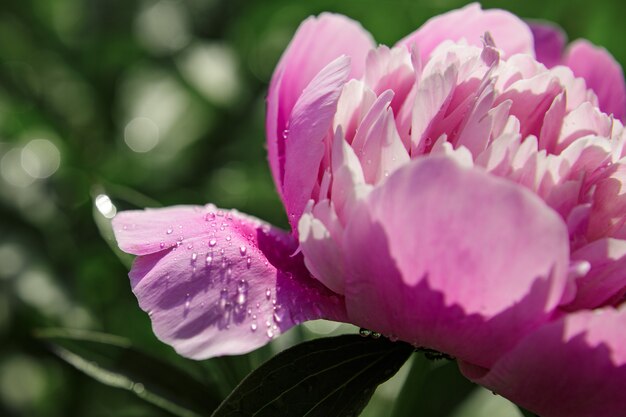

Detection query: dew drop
(184, 293), (191, 315)
(159, 242), (165, 249)
(282, 129), (289, 139)
(239, 246), (247, 256)
(236, 292), (246, 305)
(246, 256), (252, 268)
(250, 322), (258, 332)
(191, 252), (197, 262)
(206, 254), (213, 265)
(209, 238), (217, 247)
(187, 243), (193, 250)
(166, 227), (173, 235)
(267, 329), (274, 339)
(265, 288), (271, 299)
(371, 332), (381, 339)
(216, 210), (224, 217)
(226, 235), (231, 242)
(219, 288), (229, 310)
(359, 328), (372, 338)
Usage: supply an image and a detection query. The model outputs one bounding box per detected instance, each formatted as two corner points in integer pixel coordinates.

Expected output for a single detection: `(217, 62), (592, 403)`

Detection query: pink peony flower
(113, 4), (626, 416)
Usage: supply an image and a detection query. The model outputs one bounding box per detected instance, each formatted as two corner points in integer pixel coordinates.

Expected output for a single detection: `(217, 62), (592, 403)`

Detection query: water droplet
(219, 288), (229, 310)
(184, 293), (191, 315)
(273, 305), (285, 323)
(239, 246), (247, 256)
(265, 288), (271, 299)
(236, 292), (246, 305)
(250, 322), (257, 331)
(206, 254), (213, 265)
(267, 329), (274, 338)
(388, 334), (399, 342)
(359, 328), (372, 338)
(282, 129), (289, 139)
(216, 210), (224, 217)
(371, 332), (381, 339)
(205, 212), (215, 221)
(191, 252), (197, 262)
(166, 227), (173, 235)
(209, 239), (217, 247)
(226, 235), (231, 242)
(159, 242), (165, 249)
(246, 257), (252, 268)
(187, 243), (193, 250)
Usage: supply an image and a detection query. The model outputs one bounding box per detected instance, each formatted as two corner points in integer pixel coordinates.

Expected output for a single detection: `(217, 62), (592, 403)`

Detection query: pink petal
(528, 21), (566, 68)
(113, 205), (346, 359)
(266, 14), (375, 193)
(565, 238), (626, 310)
(398, 3), (534, 61)
(461, 308), (626, 417)
(282, 56), (350, 230)
(343, 156), (569, 368)
(563, 40), (626, 121)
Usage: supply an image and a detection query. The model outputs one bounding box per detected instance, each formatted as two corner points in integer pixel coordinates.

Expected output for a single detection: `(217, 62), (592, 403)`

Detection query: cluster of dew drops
(153, 207), (293, 340)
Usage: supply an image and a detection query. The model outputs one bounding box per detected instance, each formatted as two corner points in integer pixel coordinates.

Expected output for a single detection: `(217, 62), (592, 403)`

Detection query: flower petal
(113, 205), (346, 359)
(563, 40), (626, 121)
(461, 308), (626, 417)
(282, 57), (350, 230)
(267, 14), (375, 193)
(529, 21), (566, 69)
(566, 238), (626, 310)
(398, 3), (534, 61)
(343, 156), (570, 367)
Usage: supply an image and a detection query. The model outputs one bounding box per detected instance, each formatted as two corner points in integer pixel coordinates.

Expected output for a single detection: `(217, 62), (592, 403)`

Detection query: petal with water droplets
(113, 205), (346, 359)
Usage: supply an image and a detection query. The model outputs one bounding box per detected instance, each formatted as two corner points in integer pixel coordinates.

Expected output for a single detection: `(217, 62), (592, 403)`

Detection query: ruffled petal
(563, 40), (626, 121)
(343, 156), (570, 367)
(398, 3), (534, 61)
(267, 13), (375, 193)
(113, 205), (346, 359)
(461, 308), (626, 417)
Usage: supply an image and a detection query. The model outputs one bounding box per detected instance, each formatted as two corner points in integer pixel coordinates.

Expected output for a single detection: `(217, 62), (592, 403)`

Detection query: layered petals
(461, 308), (626, 417)
(343, 157), (570, 368)
(266, 13), (374, 196)
(398, 3), (535, 61)
(113, 205), (345, 359)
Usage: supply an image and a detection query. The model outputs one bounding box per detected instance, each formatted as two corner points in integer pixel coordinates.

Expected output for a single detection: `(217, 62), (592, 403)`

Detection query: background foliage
(1, 0), (624, 416)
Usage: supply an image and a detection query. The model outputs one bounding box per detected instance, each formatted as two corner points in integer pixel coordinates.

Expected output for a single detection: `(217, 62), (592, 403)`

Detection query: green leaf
(391, 353), (476, 417)
(211, 334), (413, 417)
(35, 328), (222, 417)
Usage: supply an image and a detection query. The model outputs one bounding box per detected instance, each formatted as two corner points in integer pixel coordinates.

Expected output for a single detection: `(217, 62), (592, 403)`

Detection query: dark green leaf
(211, 334), (413, 417)
(35, 328), (222, 417)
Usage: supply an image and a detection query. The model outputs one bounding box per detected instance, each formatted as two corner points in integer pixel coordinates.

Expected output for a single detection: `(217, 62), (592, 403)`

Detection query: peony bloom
(113, 4), (626, 416)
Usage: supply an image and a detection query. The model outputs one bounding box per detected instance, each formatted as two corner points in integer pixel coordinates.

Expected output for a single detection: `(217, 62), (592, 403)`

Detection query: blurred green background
(0, 0), (624, 416)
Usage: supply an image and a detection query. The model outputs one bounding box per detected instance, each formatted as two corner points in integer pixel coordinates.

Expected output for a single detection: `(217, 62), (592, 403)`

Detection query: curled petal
(461, 308), (626, 417)
(282, 56), (351, 229)
(343, 156), (570, 367)
(267, 14), (375, 193)
(113, 205), (346, 359)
